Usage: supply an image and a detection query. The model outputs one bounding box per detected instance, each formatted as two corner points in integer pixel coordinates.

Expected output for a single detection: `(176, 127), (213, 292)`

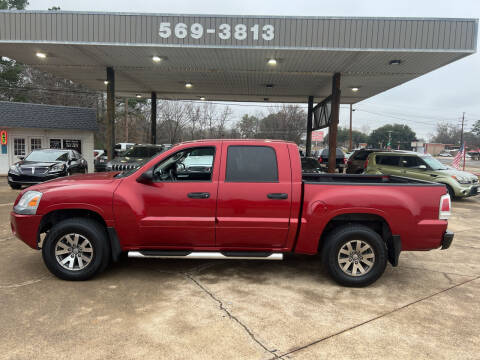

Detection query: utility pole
(124, 99), (128, 142)
(461, 112), (466, 171)
(460, 112), (465, 146)
(349, 104), (353, 152)
(387, 130), (393, 150)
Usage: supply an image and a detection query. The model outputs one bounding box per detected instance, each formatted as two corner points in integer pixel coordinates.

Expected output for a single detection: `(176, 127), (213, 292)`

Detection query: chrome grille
(20, 167), (49, 175)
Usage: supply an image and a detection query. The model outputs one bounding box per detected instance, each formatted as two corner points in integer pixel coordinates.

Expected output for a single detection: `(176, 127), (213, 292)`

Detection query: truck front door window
(153, 147), (215, 182)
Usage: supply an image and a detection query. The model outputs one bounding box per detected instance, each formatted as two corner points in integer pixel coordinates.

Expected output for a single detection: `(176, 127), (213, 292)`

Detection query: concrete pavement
(1, 184), (479, 359)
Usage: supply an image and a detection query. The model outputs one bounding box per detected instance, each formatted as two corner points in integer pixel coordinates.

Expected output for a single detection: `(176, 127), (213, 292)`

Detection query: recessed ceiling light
(36, 52), (47, 59)
(266, 84), (274, 88)
(136, 94), (142, 98)
(264, 97), (269, 101)
(351, 87), (360, 92)
(199, 97), (206, 101)
(104, 80), (109, 85)
(389, 59), (402, 65)
(152, 56), (162, 63)
(185, 83), (193, 88)
(267, 58), (277, 66)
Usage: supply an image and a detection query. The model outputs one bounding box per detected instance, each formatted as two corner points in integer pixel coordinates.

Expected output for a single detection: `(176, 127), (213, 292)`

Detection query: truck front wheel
(322, 224), (387, 287)
(42, 218), (110, 281)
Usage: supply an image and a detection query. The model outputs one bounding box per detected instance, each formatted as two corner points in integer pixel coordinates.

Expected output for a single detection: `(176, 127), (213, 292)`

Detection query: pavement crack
(398, 265), (475, 278)
(183, 272), (280, 359)
(275, 275), (480, 359)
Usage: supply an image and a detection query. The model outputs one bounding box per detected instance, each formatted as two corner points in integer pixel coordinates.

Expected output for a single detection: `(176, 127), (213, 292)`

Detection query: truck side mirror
(136, 169), (154, 184)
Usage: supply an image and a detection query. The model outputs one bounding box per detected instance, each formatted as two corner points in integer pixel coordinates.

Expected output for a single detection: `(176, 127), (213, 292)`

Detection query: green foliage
(472, 120), (480, 137)
(0, 0), (28, 10)
(48, 6), (60, 10)
(368, 124), (416, 150)
(0, 57), (27, 102)
(238, 114), (260, 138)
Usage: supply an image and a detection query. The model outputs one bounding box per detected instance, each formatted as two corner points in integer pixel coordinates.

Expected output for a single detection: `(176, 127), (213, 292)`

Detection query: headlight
(9, 165), (20, 174)
(452, 175), (470, 184)
(13, 191), (43, 215)
(49, 163), (65, 173)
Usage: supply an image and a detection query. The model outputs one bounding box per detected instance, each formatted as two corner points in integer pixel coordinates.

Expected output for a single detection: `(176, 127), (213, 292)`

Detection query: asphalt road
(1, 183), (479, 359)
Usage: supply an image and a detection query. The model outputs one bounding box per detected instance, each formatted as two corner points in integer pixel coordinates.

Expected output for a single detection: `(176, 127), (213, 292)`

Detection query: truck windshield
(422, 156), (449, 170)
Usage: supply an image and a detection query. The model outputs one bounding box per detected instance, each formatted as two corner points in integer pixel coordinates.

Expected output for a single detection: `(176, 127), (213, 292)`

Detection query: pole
(124, 99), (128, 142)
(306, 96), (314, 157)
(349, 104), (353, 152)
(328, 73), (341, 173)
(106, 67), (115, 161)
(151, 92), (157, 144)
(463, 142), (466, 171)
(460, 112), (465, 146)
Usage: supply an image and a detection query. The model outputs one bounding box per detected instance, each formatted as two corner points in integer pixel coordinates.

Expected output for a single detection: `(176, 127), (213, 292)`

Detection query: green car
(365, 151), (479, 199)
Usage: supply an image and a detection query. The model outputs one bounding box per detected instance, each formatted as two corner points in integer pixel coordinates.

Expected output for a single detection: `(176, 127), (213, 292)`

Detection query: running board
(128, 251), (283, 260)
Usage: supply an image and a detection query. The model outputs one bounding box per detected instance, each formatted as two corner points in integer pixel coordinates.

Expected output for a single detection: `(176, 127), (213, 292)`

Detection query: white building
(0, 101), (96, 174)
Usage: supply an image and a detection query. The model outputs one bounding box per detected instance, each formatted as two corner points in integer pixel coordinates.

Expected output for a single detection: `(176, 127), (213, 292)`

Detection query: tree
(323, 127), (369, 148)
(0, 57), (27, 102)
(0, 0), (28, 9)
(257, 105), (306, 143)
(472, 120), (480, 137)
(431, 122), (461, 145)
(368, 124), (416, 150)
(238, 114), (260, 138)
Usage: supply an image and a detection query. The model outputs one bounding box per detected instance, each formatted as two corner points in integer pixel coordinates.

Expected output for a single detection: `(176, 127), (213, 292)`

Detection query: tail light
(344, 158), (347, 164)
(318, 157), (323, 163)
(439, 194), (451, 220)
(364, 159), (369, 168)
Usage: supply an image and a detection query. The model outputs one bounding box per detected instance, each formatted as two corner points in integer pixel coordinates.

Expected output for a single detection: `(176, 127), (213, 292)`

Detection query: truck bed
(302, 173), (443, 185)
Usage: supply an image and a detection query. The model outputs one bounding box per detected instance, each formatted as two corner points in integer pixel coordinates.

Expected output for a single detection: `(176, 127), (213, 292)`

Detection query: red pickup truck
(11, 140), (454, 287)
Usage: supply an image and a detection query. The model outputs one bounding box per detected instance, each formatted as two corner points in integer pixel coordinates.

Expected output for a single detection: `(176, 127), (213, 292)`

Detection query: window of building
(14, 138), (25, 156)
(50, 139), (62, 149)
(225, 146), (278, 182)
(30, 138), (42, 151)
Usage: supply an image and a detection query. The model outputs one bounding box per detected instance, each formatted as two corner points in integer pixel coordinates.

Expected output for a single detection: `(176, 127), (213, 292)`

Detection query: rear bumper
(441, 230), (454, 250)
(10, 211), (41, 249)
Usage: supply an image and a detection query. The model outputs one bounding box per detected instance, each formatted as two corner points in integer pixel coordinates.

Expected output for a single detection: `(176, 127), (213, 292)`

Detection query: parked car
(106, 144), (165, 172)
(301, 157), (323, 174)
(8, 149), (88, 189)
(94, 149), (108, 172)
(11, 140), (454, 287)
(365, 151), (479, 199)
(318, 148), (346, 172)
(346, 149), (382, 174)
(114, 142), (135, 155)
(438, 152), (452, 157)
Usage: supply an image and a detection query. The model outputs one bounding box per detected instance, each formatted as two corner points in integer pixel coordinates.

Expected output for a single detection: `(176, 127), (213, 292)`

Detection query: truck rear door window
(226, 146), (278, 182)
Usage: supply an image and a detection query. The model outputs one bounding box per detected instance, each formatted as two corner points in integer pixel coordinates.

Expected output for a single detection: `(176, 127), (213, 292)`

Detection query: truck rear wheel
(322, 224), (387, 287)
(42, 218), (110, 281)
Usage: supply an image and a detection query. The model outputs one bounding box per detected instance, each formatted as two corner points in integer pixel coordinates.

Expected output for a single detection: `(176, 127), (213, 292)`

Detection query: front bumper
(441, 230), (454, 250)
(8, 172), (65, 185)
(10, 211), (42, 249)
(454, 183), (479, 198)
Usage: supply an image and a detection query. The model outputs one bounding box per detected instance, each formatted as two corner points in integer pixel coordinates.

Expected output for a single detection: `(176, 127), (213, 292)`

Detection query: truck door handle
(267, 193), (288, 200)
(188, 192), (210, 199)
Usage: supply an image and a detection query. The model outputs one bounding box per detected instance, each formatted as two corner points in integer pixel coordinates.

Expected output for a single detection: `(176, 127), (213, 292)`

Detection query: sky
(27, 0), (480, 139)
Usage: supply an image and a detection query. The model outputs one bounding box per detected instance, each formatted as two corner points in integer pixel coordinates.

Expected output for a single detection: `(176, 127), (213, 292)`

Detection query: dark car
(346, 149), (383, 174)
(106, 144), (165, 171)
(8, 149), (88, 189)
(301, 157), (323, 174)
(318, 148), (346, 173)
(94, 149), (108, 172)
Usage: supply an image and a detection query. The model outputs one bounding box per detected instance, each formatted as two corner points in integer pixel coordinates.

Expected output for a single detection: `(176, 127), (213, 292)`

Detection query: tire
(42, 218), (110, 281)
(445, 184), (457, 200)
(9, 183), (21, 190)
(322, 224), (387, 287)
